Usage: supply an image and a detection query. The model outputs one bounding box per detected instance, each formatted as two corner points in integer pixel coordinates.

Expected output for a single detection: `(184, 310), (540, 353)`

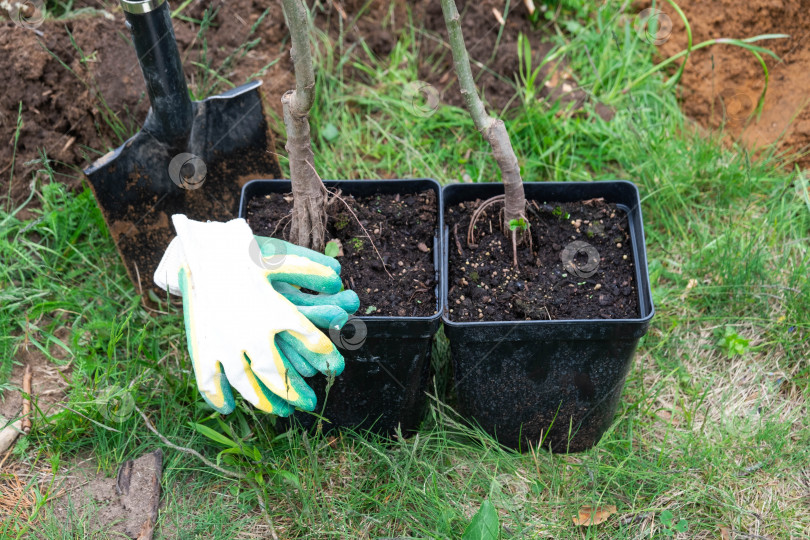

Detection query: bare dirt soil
(647, 0), (810, 165)
(247, 189), (439, 317)
(445, 197), (639, 321)
(0, 0), (568, 212)
(47, 450), (163, 538)
(0, 0), (296, 214)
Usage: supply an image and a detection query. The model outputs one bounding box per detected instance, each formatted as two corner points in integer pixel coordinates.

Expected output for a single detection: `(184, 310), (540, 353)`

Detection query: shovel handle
(122, 0), (192, 147)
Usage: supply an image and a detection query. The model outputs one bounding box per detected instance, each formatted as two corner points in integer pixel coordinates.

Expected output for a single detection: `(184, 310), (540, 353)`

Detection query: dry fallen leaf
(572, 505), (617, 526)
(720, 526), (731, 540)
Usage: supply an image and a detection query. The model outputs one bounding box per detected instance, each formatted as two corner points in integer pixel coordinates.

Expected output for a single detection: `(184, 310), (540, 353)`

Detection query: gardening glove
(154, 214), (359, 416)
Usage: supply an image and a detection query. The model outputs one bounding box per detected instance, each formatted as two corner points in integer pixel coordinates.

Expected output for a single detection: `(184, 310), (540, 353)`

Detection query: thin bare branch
(281, 0), (314, 114)
(135, 406), (246, 480)
(440, 0), (528, 258)
(21, 363), (32, 433)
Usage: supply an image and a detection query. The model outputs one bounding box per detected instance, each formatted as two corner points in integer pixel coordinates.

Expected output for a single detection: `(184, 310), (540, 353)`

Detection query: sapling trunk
(282, 0), (327, 251)
(440, 0), (528, 262)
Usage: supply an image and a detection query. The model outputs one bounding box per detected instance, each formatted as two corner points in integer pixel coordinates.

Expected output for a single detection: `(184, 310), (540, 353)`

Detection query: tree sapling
(440, 0), (529, 266)
(281, 0), (327, 251)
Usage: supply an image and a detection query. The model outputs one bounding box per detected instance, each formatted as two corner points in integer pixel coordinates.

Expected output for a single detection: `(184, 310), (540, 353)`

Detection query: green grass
(2, 1), (809, 538)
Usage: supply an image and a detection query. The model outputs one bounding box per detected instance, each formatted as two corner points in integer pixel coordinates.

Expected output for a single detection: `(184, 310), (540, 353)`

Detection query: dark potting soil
(446, 196), (640, 322)
(246, 190), (438, 317)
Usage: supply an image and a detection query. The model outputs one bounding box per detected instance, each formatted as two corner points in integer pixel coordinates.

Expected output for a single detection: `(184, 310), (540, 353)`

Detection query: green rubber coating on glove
(264, 271), (342, 295)
(242, 353), (299, 416)
(295, 305), (349, 330)
(205, 365), (237, 415)
(254, 236), (341, 273)
(273, 282), (360, 314)
(275, 335), (318, 378)
(254, 346), (317, 412)
(276, 331), (345, 377)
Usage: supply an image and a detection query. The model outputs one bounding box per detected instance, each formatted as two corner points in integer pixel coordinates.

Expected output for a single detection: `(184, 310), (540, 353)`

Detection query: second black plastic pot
(240, 179), (443, 435)
(442, 181), (654, 452)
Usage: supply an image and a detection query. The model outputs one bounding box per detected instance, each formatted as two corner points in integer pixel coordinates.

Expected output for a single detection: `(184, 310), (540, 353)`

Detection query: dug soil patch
(445, 197), (640, 322)
(647, 0), (810, 165)
(246, 190), (438, 317)
(2, 0), (574, 210)
(0, 0), (295, 212)
(47, 450), (163, 538)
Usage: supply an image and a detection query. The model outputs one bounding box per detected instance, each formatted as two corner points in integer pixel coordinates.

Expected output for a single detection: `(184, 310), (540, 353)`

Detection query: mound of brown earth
(643, 0), (810, 165)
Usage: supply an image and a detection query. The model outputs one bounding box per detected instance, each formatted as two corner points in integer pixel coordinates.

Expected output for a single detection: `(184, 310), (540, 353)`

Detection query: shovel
(85, 0), (281, 298)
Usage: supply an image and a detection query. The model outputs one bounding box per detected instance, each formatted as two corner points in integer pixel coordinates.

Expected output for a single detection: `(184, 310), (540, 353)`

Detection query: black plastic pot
(442, 181), (654, 452)
(239, 179), (443, 435)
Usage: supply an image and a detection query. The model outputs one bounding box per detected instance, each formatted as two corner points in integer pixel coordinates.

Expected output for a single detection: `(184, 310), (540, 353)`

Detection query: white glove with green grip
(154, 214), (359, 416)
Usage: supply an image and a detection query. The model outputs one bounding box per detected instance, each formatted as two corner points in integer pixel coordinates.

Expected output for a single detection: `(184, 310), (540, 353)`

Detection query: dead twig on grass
(0, 362), (33, 454)
(21, 363), (32, 434)
(134, 405), (246, 480)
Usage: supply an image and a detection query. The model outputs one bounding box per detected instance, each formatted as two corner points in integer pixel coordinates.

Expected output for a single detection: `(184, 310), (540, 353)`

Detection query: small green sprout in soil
(508, 217), (529, 232)
(551, 205), (570, 220)
(365, 305), (378, 315)
(351, 237), (364, 251)
(334, 216), (349, 230)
